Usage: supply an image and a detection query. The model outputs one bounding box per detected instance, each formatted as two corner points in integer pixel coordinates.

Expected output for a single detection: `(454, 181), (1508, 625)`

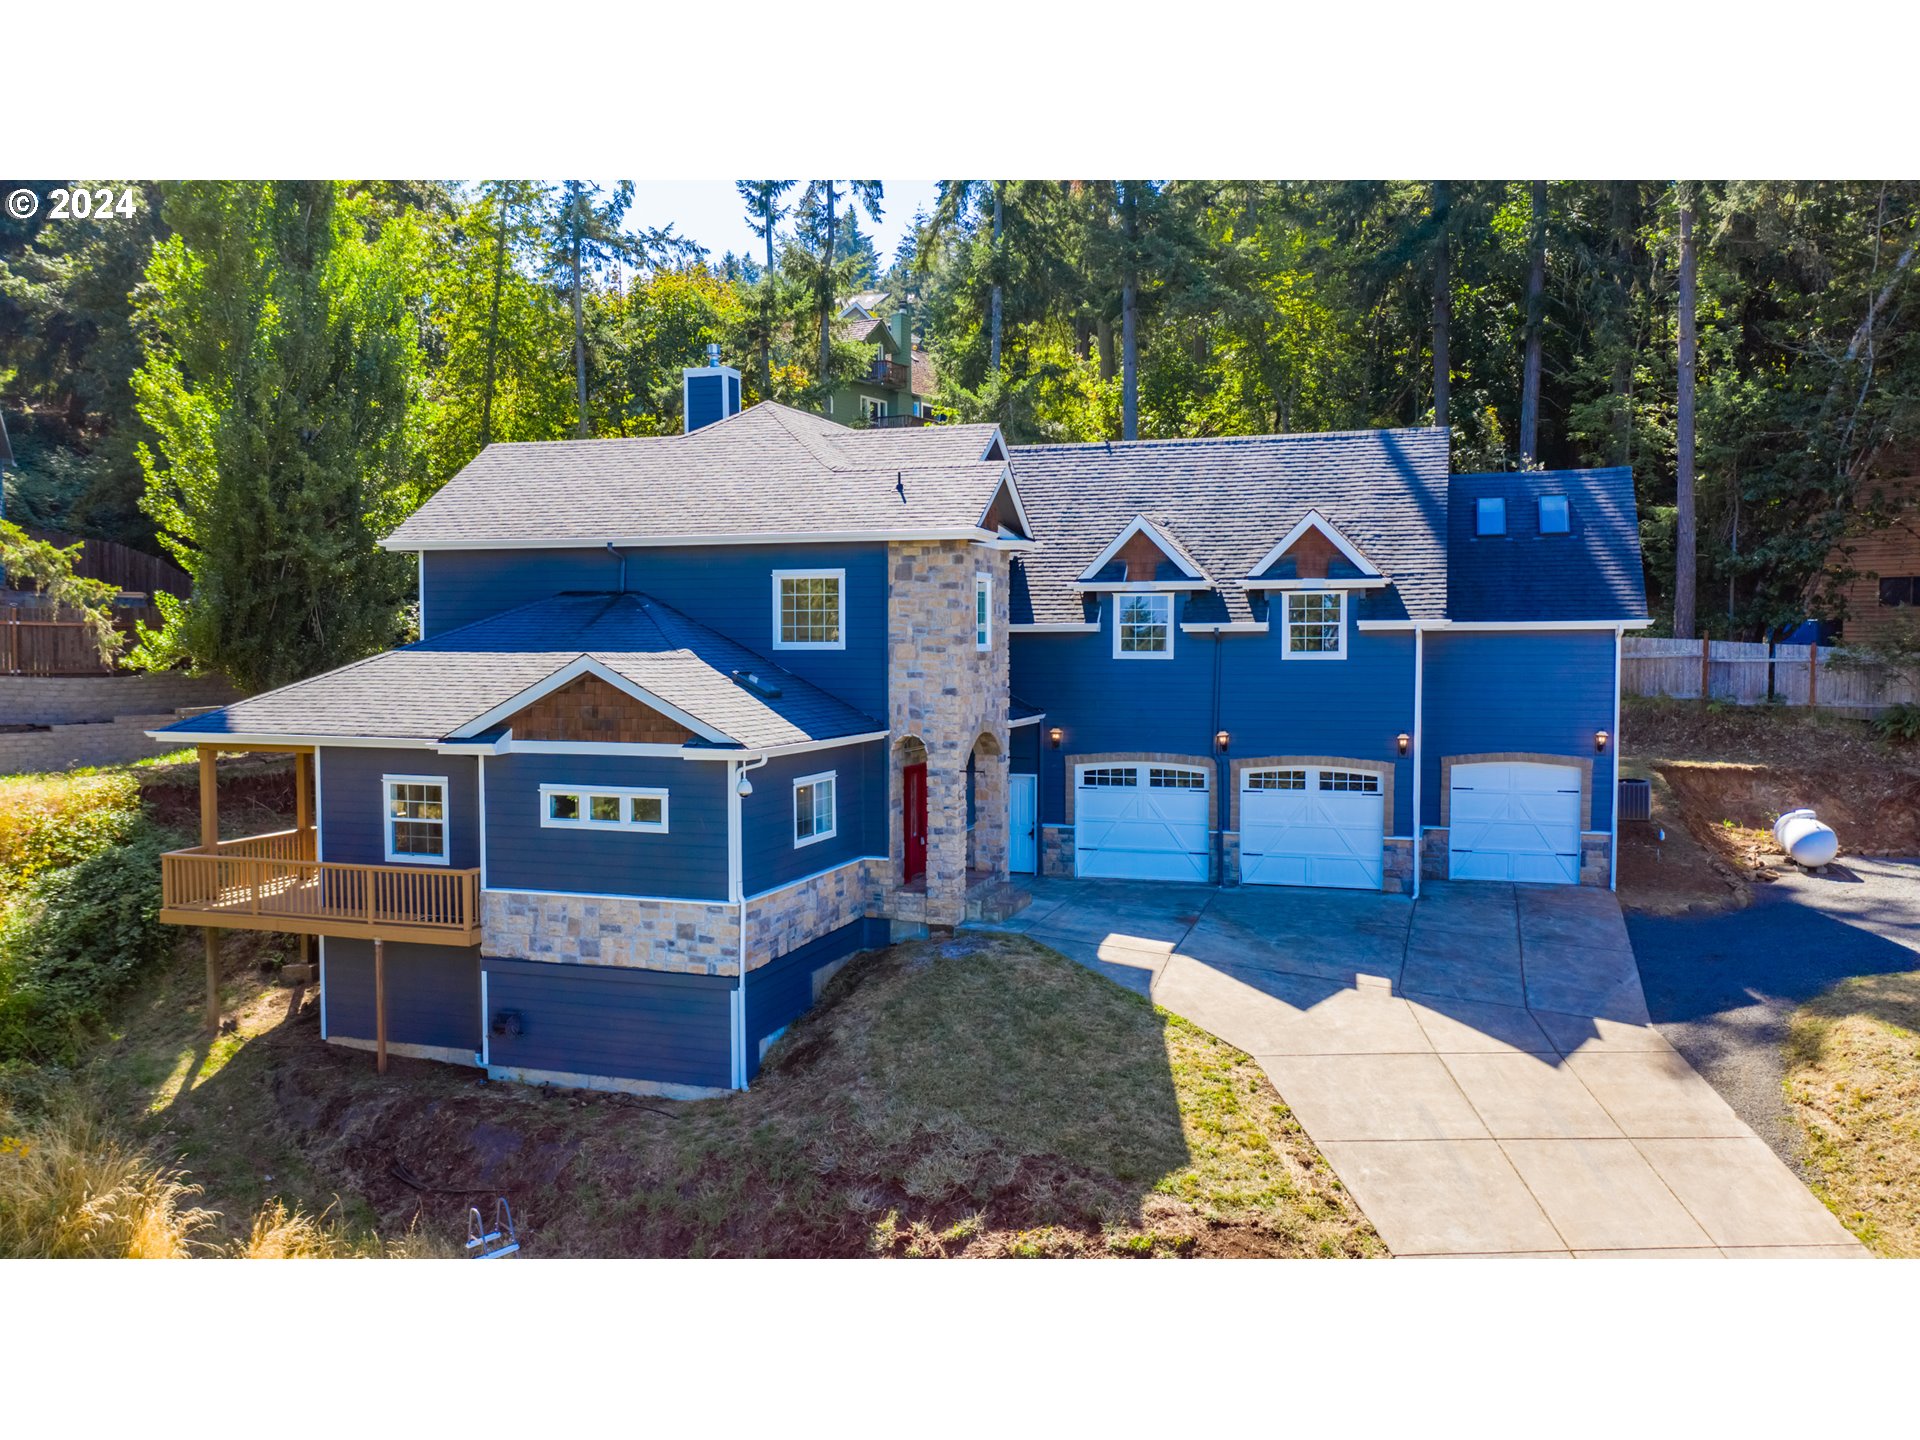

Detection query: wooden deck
(160, 829), (483, 945)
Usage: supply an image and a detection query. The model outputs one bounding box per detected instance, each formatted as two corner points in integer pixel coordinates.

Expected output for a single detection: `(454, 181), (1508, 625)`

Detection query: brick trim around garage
(1063, 751), (1218, 831)
(1227, 754), (1396, 836)
(1438, 752), (1594, 832)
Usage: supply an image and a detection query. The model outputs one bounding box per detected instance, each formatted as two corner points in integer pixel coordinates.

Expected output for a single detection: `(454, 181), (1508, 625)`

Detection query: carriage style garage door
(1239, 767), (1385, 890)
(1074, 764), (1211, 881)
(1448, 761), (1582, 883)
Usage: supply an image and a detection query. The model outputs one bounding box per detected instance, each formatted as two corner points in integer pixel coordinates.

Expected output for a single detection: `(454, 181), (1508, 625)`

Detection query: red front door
(903, 762), (927, 882)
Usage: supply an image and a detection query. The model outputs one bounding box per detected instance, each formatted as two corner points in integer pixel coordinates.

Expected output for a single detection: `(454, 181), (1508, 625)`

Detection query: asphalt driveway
(1628, 856), (1920, 1174)
(972, 877), (1865, 1259)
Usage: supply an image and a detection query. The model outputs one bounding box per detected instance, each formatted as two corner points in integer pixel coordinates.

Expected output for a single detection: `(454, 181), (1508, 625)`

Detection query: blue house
(153, 371), (1646, 1097)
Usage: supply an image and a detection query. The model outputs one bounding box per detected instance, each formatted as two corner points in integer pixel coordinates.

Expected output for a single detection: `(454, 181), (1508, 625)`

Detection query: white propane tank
(1773, 808), (1840, 868)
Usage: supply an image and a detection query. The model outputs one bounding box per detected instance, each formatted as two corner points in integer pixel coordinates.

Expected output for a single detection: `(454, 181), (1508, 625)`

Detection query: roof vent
(730, 669), (783, 699)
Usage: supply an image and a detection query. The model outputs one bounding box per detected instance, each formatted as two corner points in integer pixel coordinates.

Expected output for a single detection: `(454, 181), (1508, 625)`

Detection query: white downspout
(1610, 626), (1623, 892)
(1411, 625), (1425, 900)
(730, 753), (770, 1090)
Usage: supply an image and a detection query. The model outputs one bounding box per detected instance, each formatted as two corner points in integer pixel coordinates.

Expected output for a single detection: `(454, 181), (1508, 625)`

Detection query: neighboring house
(826, 308), (944, 428)
(1826, 469), (1920, 642)
(151, 381), (1645, 1099)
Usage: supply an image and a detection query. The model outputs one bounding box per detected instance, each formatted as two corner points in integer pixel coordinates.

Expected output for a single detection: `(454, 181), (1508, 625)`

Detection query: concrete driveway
(973, 877), (1865, 1259)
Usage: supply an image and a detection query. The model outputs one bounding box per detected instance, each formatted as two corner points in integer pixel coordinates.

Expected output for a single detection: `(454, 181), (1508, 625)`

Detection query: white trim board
(973, 465), (1035, 539)
(448, 655), (734, 743)
(1008, 622), (1100, 634)
(1355, 618), (1656, 632)
(383, 527), (1002, 552)
(1245, 510), (1381, 580)
(1242, 576), (1390, 591)
(1076, 514), (1208, 583)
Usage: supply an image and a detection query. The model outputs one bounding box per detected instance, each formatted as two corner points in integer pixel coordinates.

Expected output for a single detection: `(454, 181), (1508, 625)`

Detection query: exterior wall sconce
(1595, 729), (1610, 754)
(1215, 730), (1230, 753)
(1048, 726), (1063, 750)
(1396, 733), (1411, 756)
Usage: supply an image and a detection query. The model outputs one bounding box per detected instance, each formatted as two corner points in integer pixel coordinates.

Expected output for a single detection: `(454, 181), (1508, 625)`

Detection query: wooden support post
(203, 927), (221, 1031)
(1698, 636), (1711, 701)
(374, 937), (388, 1074)
(1808, 644), (1819, 708)
(294, 751), (312, 846)
(198, 745), (219, 851)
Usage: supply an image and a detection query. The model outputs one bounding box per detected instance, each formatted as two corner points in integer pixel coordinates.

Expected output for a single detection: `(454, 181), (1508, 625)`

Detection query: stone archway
(890, 735), (929, 885)
(967, 731), (1008, 876)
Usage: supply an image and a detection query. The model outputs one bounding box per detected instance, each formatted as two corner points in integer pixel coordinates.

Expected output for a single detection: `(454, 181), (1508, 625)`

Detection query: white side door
(1448, 761), (1582, 883)
(1074, 764), (1210, 881)
(1009, 774), (1038, 874)
(1240, 767), (1386, 890)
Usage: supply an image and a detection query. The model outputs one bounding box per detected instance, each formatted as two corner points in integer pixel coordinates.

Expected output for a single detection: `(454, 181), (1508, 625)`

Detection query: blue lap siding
(742, 741), (886, 895)
(1420, 630), (1619, 830)
(421, 542), (890, 719)
(743, 916), (887, 1077)
(483, 752), (729, 900)
(1009, 720), (1040, 776)
(480, 956), (732, 1090)
(1011, 600), (1416, 835)
(323, 938), (481, 1054)
(318, 747), (481, 869)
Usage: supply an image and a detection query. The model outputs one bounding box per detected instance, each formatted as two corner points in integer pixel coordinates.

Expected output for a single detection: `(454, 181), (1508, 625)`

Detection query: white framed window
(539, 783), (669, 833)
(1284, 591), (1345, 659)
(1244, 769), (1307, 791)
(793, 771), (838, 847)
(772, 569), (846, 650)
(1319, 770), (1381, 793)
(383, 774), (448, 865)
(1538, 495), (1570, 534)
(1078, 767), (1138, 788)
(975, 573), (992, 650)
(1476, 496), (1507, 536)
(1149, 767), (1207, 790)
(1112, 592), (1174, 659)
(863, 396), (888, 421)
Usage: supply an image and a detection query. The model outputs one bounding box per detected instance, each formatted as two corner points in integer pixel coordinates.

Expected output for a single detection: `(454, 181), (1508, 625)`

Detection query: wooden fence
(1, 601), (160, 675)
(7, 526), (190, 599)
(1623, 637), (1919, 714)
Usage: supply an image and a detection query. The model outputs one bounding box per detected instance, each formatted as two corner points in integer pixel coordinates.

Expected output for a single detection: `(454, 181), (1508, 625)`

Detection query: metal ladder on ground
(465, 1197), (520, 1258)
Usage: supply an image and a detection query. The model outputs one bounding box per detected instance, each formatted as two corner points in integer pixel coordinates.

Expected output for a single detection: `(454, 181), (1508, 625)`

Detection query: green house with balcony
(826, 306), (943, 428)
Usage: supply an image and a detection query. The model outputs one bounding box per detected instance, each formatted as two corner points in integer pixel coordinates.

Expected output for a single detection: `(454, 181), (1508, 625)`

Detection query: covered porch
(158, 744), (483, 1070)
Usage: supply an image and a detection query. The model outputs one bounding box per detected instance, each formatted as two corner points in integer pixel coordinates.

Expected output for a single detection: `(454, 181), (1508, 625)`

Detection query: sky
(619, 180), (940, 265)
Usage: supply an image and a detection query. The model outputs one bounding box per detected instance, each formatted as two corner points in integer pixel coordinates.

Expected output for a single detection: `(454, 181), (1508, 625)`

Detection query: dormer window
(1476, 497), (1507, 537)
(1538, 495), (1570, 534)
(1113, 592), (1174, 658)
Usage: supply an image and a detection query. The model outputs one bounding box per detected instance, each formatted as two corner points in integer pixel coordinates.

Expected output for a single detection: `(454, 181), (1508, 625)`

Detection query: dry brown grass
(237, 1199), (454, 1258)
(1784, 972), (1920, 1257)
(0, 1099), (213, 1257)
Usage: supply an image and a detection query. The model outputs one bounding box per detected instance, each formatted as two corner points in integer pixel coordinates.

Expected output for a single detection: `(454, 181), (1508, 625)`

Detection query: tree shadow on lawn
(156, 932), (1380, 1258)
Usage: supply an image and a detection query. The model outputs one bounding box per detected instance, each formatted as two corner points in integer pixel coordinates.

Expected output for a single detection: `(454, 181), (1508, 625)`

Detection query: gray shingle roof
(1448, 469), (1647, 623)
(159, 593), (881, 750)
(386, 403), (1008, 550)
(1006, 429), (1451, 625)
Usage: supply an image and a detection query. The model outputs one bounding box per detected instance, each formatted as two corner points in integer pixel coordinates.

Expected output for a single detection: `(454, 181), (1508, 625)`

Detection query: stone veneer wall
(1040, 824), (1076, 878)
(1417, 828), (1612, 888)
(482, 857), (891, 977)
(884, 539), (1012, 926)
(483, 891), (740, 975)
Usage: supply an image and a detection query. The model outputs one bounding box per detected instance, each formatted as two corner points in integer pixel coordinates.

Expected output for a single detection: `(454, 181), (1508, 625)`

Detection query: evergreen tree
(130, 181), (421, 689)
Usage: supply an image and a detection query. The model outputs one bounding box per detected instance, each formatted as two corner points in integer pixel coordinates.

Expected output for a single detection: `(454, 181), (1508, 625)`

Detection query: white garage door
(1240, 767), (1385, 890)
(1075, 764), (1210, 881)
(1449, 761), (1582, 883)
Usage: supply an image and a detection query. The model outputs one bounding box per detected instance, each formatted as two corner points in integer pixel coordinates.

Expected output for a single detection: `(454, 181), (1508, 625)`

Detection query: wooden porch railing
(160, 837), (482, 945)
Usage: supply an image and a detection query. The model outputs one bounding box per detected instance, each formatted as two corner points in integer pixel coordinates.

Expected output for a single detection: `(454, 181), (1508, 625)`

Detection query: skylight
(1538, 495), (1570, 534)
(1476, 497), (1506, 537)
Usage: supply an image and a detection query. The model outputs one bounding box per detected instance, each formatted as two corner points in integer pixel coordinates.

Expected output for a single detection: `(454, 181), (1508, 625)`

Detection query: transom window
(1538, 495), (1570, 534)
(1245, 769), (1307, 791)
(1319, 771), (1381, 794)
(773, 570), (845, 650)
(1476, 496), (1507, 536)
(794, 771), (838, 847)
(1114, 592), (1173, 658)
(383, 775), (448, 864)
(1285, 591), (1345, 658)
(976, 573), (992, 650)
(540, 784), (668, 833)
(1078, 767), (1138, 788)
(1149, 767), (1207, 790)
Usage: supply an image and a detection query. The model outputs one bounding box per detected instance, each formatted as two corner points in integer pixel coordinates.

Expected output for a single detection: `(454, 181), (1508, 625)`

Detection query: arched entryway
(893, 736), (929, 884)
